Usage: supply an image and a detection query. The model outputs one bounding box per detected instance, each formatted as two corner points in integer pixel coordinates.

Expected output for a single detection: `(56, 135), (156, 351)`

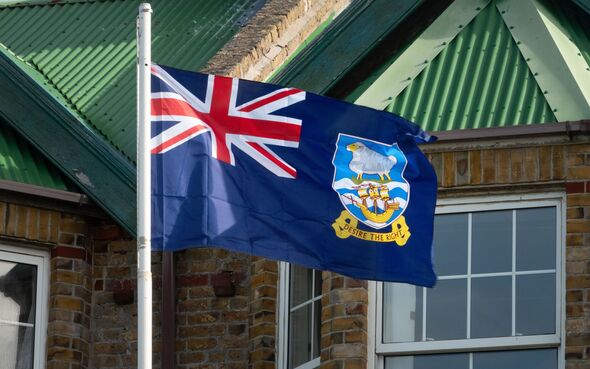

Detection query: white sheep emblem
(346, 142), (396, 181)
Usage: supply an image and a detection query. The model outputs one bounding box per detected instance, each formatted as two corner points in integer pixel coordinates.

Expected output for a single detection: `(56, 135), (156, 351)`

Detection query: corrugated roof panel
(543, 0), (590, 69)
(0, 0), (261, 161)
(385, 2), (557, 131)
(0, 120), (68, 190)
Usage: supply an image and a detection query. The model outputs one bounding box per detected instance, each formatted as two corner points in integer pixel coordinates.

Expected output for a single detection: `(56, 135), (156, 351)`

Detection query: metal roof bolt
(476, 7), (481, 10)
(501, 10), (506, 14)
(424, 60), (428, 64)
(534, 72), (539, 76)
(553, 109), (558, 112)
(509, 26), (514, 29)
(458, 24), (463, 28)
(526, 58), (531, 61)
(407, 77), (411, 81)
(544, 91), (548, 94)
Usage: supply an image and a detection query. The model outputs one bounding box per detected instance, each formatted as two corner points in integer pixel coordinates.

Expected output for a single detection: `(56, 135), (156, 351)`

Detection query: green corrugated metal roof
(0, 120), (68, 190)
(0, 0), (262, 161)
(383, 2), (557, 131)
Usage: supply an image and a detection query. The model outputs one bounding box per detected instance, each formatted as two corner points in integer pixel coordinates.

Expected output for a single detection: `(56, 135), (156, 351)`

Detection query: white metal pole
(137, 3), (152, 369)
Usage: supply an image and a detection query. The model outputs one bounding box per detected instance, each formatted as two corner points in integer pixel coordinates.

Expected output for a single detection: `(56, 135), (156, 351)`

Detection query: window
(372, 194), (564, 369)
(278, 263), (322, 369)
(0, 244), (49, 369)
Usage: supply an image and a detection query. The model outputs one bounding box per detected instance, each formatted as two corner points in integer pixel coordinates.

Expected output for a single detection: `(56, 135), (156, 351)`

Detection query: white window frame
(369, 192), (566, 369)
(277, 262), (322, 369)
(0, 243), (50, 369)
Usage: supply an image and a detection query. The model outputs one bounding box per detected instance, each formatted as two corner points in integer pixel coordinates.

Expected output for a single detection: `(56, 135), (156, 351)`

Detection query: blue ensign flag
(150, 64), (438, 287)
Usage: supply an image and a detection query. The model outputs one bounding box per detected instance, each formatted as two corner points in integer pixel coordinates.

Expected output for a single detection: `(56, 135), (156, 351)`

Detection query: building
(0, 0), (588, 369)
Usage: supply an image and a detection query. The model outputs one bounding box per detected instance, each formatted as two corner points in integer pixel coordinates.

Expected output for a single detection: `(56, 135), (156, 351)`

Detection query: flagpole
(137, 3), (152, 369)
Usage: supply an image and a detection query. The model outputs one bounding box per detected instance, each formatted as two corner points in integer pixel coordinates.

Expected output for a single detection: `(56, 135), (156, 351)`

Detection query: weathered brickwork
(249, 257), (278, 369)
(0, 202), (93, 369)
(91, 222), (160, 369)
(425, 141), (590, 369)
(204, 0), (349, 80)
(426, 145), (567, 189)
(174, 248), (250, 369)
(320, 273), (367, 369)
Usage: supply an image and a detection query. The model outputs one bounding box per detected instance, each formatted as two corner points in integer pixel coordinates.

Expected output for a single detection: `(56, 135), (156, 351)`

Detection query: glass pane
(312, 300), (321, 359)
(313, 270), (322, 297)
(516, 207), (556, 271)
(433, 214), (468, 276)
(472, 210), (512, 273)
(471, 276), (511, 338)
(474, 349), (557, 369)
(385, 353), (469, 369)
(289, 304), (311, 369)
(426, 279), (467, 340)
(383, 283), (423, 343)
(0, 260), (37, 369)
(290, 265), (312, 307)
(516, 274), (556, 335)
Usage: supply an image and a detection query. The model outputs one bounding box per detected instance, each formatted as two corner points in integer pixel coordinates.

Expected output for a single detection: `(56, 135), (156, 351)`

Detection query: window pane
(426, 279), (467, 340)
(516, 207), (555, 271)
(314, 270), (322, 297)
(472, 210), (512, 273)
(433, 214), (468, 276)
(471, 276), (511, 338)
(289, 304), (311, 368)
(0, 260), (37, 369)
(312, 300), (321, 358)
(516, 274), (555, 335)
(385, 353), (469, 369)
(383, 283), (423, 343)
(290, 265), (312, 307)
(473, 349), (557, 369)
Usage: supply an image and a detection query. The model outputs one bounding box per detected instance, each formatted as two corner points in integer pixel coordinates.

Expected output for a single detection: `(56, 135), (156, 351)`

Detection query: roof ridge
(0, 0), (121, 10)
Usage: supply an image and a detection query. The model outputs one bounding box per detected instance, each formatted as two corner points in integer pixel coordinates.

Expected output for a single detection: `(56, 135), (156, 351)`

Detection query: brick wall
(249, 257), (278, 369)
(320, 273), (367, 369)
(174, 248), (250, 369)
(91, 223), (158, 369)
(0, 202), (93, 369)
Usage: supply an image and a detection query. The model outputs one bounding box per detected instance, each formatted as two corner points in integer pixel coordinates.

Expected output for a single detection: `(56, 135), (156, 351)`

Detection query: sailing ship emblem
(332, 134), (410, 230)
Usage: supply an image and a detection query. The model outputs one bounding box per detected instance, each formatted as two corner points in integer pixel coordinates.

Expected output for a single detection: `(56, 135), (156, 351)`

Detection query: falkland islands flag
(150, 64), (437, 287)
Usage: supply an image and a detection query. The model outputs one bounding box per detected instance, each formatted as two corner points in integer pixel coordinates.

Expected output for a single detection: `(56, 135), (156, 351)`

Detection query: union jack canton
(150, 64), (438, 287)
(151, 64), (305, 178)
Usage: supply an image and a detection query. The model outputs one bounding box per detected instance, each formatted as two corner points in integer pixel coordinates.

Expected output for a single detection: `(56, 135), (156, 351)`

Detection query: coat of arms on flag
(331, 134), (411, 245)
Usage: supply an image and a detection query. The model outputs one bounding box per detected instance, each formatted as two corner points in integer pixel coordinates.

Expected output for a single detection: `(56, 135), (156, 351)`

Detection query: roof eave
(0, 49), (137, 235)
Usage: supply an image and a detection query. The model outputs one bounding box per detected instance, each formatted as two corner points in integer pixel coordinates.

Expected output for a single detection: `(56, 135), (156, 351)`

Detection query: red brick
(52, 246), (86, 260)
(94, 224), (122, 240)
(176, 274), (209, 287)
(567, 182), (586, 194)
